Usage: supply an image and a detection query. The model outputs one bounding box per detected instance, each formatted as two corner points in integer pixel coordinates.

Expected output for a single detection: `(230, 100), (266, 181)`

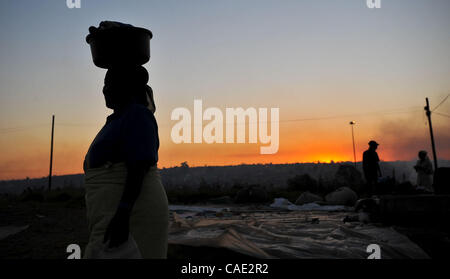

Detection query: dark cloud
(374, 115), (450, 160)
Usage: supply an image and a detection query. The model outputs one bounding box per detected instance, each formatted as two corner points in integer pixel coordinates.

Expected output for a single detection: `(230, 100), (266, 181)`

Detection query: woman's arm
(104, 105), (159, 248)
(103, 160), (151, 248)
(120, 160), (151, 210)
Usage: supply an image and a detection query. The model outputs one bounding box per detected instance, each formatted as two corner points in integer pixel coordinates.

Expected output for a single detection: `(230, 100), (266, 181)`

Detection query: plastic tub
(86, 25), (153, 69)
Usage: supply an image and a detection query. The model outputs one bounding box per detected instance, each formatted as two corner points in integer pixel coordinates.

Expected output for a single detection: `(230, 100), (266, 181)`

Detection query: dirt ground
(1, 197), (449, 259)
(0, 198), (89, 259)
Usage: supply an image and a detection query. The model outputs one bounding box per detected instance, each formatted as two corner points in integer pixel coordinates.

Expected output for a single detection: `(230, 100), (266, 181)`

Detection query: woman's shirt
(84, 103), (159, 171)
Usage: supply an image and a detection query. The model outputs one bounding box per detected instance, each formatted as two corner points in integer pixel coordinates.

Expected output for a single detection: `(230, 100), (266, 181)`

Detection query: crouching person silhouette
(83, 21), (168, 259)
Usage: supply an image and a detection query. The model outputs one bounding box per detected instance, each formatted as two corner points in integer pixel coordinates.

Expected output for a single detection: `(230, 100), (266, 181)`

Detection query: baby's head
(102, 65), (150, 109)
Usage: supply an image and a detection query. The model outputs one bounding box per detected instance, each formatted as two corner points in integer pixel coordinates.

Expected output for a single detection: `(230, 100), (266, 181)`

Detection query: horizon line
(2, 159), (450, 182)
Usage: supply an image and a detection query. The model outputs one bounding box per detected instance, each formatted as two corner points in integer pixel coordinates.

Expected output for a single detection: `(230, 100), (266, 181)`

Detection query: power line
(432, 94), (449, 112)
(0, 123), (102, 134)
(434, 112), (450, 118)
(279, 107), (422, 123)
(0, 124), (48, 134)
(0, 105), (428, 132)
(56, 123), (103, 127)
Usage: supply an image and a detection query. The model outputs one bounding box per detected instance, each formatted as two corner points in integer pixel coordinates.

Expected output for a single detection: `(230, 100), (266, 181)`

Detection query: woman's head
(103, 65), (150, 109)
(418, 150), (428, 160)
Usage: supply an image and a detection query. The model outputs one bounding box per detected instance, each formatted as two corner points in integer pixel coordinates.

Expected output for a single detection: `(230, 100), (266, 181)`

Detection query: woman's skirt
(83, 162), (168, 259)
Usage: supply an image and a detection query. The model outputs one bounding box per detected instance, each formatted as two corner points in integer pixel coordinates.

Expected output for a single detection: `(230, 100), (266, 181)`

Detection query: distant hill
(0, 174), (84, 194)
(1, 160), (449, 194)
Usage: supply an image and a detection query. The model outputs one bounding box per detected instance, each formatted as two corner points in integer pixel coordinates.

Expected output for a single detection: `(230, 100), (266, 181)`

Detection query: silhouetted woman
(83, 33), (168, 258)
(414, 150), (433, 193)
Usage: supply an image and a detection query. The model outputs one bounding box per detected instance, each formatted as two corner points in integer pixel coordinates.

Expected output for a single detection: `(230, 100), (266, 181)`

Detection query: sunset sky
(1, 0), (449, 180)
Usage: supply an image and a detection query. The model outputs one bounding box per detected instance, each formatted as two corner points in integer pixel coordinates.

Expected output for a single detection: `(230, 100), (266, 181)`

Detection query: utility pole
(424, 98), (438, 171)
(350, 121), (357, 168)
(48, 115), (55, 191)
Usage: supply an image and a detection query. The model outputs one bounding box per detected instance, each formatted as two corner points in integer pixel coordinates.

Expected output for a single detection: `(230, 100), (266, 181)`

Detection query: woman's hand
(103, 161), (150, 248)
(103, 208), (130, 248)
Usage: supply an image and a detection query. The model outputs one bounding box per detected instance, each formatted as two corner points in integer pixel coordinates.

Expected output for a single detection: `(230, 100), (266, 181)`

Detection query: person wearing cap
(414, 150), (434, 193)
(362, 140), (382, 196)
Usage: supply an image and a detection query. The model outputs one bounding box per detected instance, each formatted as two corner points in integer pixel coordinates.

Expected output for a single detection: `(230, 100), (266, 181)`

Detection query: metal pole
(48, 115), (55, 191)
(350, 121), (357, 168)
(424, 98), (438, 171)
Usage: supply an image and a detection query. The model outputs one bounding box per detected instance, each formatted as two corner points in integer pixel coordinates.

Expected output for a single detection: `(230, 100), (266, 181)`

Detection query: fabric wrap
(83, 162), (169, 259)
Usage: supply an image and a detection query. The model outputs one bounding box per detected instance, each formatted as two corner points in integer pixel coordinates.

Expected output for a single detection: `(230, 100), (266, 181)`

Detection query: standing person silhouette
(362, 140), (382, 197)
(83, 21), (168, 259)
(414, 150), (434, 193)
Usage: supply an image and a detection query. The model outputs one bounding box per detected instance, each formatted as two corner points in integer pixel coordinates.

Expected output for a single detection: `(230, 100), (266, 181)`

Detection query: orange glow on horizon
(0, 139), (421, 181)
(1, 111), (449, 181)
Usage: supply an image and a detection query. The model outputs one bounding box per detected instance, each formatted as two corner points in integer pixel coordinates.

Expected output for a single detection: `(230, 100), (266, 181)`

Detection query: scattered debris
(325, 187), (358, 206)
(0, 225), (29, 241)
(295, 192), (323, 205)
